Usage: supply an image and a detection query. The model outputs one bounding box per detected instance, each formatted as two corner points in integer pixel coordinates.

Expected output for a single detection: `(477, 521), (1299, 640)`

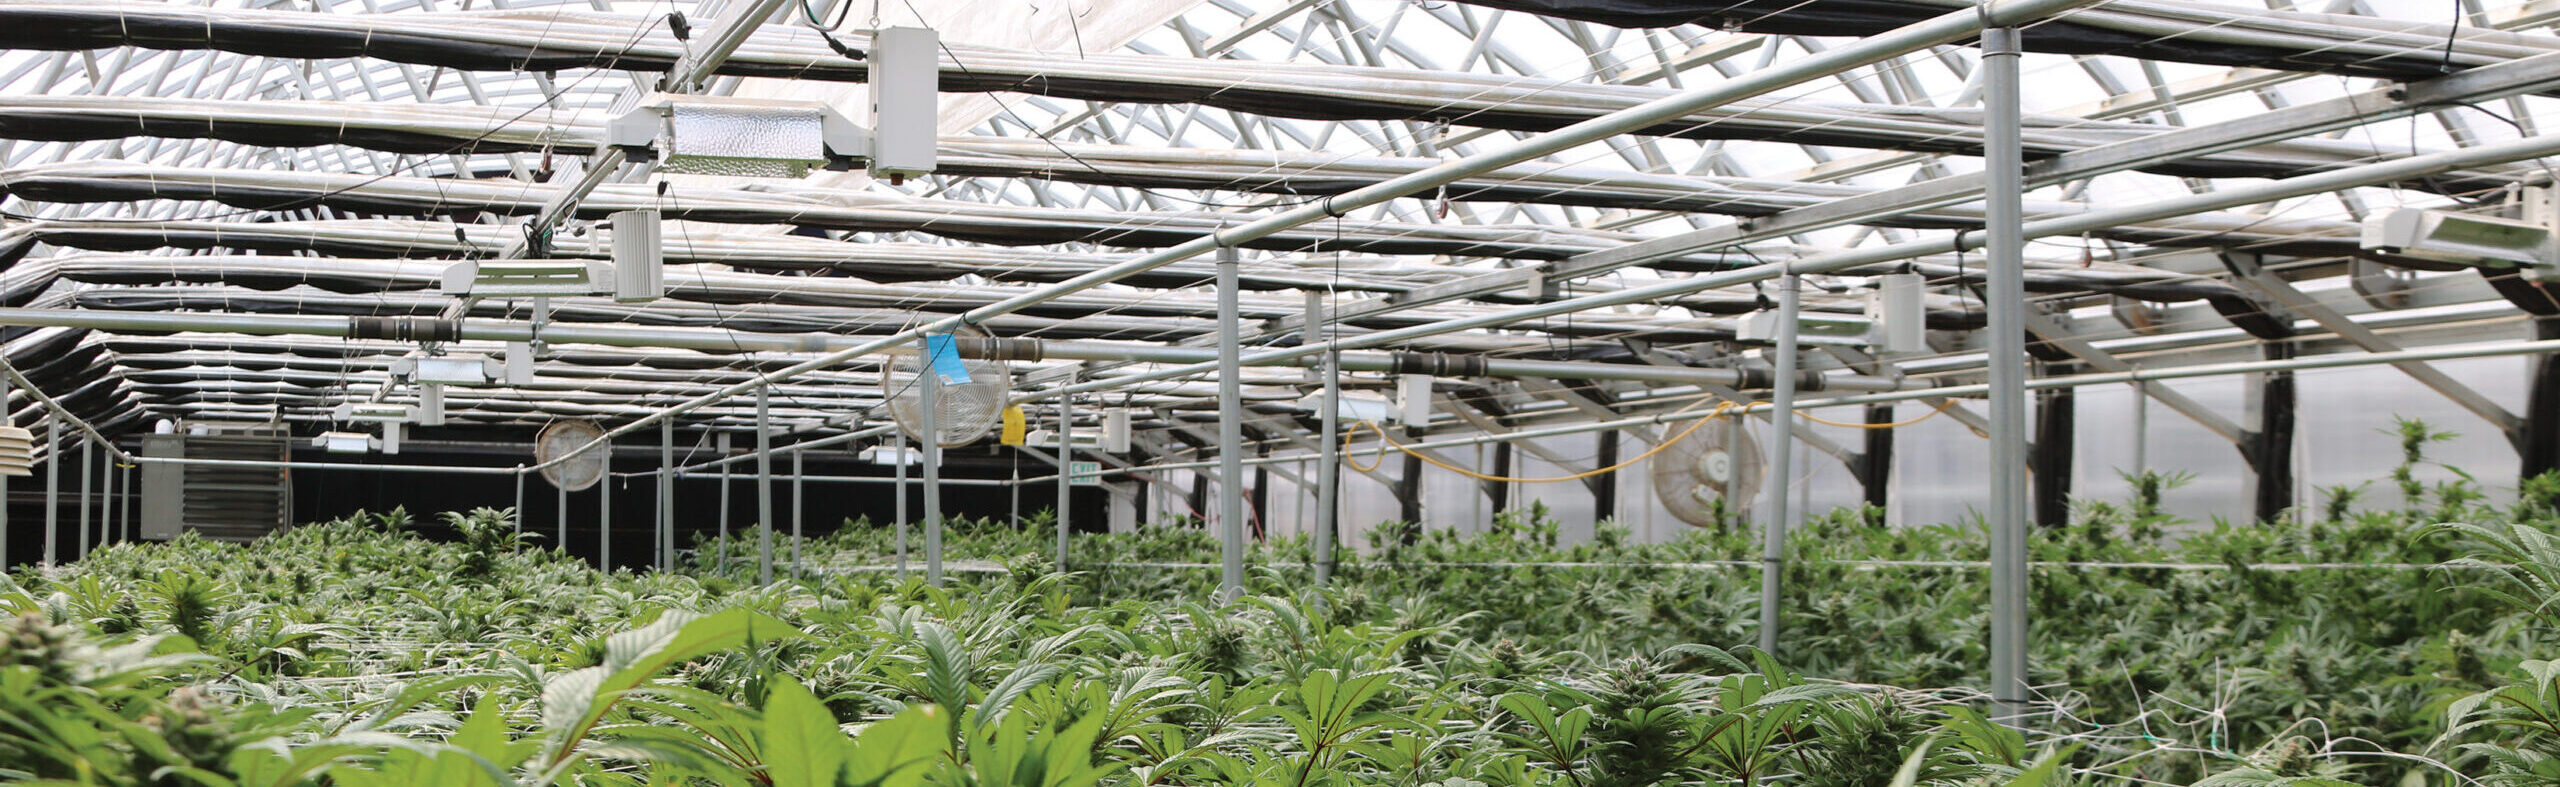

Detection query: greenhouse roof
(0, 0), (2552, 467)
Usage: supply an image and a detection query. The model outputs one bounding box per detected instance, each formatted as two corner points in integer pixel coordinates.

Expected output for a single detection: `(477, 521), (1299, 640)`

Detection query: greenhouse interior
(13, 0), (2560, 784)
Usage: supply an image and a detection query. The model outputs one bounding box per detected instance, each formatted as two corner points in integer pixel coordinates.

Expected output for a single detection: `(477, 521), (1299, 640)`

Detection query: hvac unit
(140, 421), (292, 542)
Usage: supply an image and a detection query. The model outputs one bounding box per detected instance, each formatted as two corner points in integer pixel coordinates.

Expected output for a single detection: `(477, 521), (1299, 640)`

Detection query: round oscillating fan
(879, 355), (1011, 448)
(1650, 416), (1765, 528)
(537, 419), (610, 491)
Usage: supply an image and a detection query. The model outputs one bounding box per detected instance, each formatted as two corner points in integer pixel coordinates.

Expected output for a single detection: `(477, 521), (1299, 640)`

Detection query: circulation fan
(1650, 416), (1764, 528)
(536, 419), (610, 491)
(879, 354), (1012, 448)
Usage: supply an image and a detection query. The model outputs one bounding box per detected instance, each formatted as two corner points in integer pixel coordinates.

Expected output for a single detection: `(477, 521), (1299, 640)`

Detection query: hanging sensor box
(394, 354), (497, 386)
(867, 26), (941, 183)
(0, 425), (33, 477)
(1101, 408), (1132, 453)
(2361, 205), (2558, 277)
(1396, 374), (1435, 425)
(610, 209), (664, 303)
(1864, 272), (1927, 355)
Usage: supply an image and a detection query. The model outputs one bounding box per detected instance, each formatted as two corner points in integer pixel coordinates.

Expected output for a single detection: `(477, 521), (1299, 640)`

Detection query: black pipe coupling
(347, 316), (461, 343)
(956, 337), (1044, 362)
(1386, 352), (1488, 377)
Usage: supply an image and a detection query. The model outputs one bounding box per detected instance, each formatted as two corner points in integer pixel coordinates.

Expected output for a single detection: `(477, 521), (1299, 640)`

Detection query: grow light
(440, 260), (613, 298)
(313, 431), (373, 453)
(395, 354), (495, 386)
(2360, 208), (2556, 271)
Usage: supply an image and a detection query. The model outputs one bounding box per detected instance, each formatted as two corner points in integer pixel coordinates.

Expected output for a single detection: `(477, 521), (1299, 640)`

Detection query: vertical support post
(2033, 380), (2075, 527)
(2131, 382), (2150, 474)
(792, 447), (805, 576)
(44, 414), (59, 565)
(660, 421), (674, 571)
(1860, 404), (1894, 518)
(1590, 429), (1620, 524)
(920, 341), (944, 587)
(1055, 391), (1073, 573)
(2525, 317), (2560, 483)
(2249, 341), (2298, 523)
(555, 477), (567, 552)
(1757, 272), (1802, 657)
(599, 467), (612, 569)
(512, 469), (525, 532)
(717, 431), (732, 557)
(1215, 245), (1247, 602)
(893, 428), (909, 575)
(76, 435), (90, 558)
(756, 385), (774, 585)
(102, 451), (116, 546)
(1316, 349), (1341, 585)
(1, 372), (11, 564)
(1981, 25), (2034, 725)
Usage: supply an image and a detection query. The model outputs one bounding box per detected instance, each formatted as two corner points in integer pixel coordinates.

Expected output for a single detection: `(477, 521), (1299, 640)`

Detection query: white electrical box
(314, 432), (373, 454)
(611, 209), (664, 303)
(867, 26), (941, 182)
(1396, 374), (1435, 425)
(407, 354), (492, 386)
(1865, 272), (1926, 355)
(504, 342), (535, 385)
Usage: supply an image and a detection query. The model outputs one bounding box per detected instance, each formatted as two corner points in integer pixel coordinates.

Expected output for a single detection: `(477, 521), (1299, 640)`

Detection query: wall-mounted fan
(879, 355), (1011, 448)
(537, 419), (609, 491)
(1651, 416), (1763, 528)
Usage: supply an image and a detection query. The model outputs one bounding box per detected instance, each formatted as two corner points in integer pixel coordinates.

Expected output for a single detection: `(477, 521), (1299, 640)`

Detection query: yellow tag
(999, 405), (1027, 446)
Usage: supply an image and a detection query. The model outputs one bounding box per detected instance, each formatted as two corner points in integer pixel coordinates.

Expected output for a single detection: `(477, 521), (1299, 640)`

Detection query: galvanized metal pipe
(44, 415), (57, 564)
(791, 448), (803, 576)
(75, 433), (90, 558)
(1982, 26), (2034, 726)
(1758, 272), (1802, 656)
(658, 420), (673, 571)
(893, 427), (908, 575)
(1055, 390), (1072, 573)
(599, 460), (612, 569)
(1217, 246), (1246, 603)
(921, 342), (944, 587)
(756, 385), (774, 585)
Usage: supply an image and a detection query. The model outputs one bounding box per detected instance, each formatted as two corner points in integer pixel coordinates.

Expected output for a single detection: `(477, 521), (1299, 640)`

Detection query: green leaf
(845, 704), (947, 786)
(762, 676), (845, 787)
(538, 608), (806, 774)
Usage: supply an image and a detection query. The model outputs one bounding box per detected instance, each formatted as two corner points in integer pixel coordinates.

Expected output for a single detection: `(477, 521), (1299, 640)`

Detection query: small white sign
(1068, 461), (1103, 487)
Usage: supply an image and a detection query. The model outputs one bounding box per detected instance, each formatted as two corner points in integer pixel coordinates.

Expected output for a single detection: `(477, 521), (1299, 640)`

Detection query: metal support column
(1590, 430), (1620, 524)
(894, 428), (909, 574)
(717, 431), (732, 555)
(2248, 341), (2299, 523)
(1215, 245), (1247, 602)
(599, 467), (611, 569)
(1317, 349), (1341, 585)
(1859, 405), (1894, 518)
(513, 471), (524, 531)
(76, 435), (89, 557)
(2033, 381), (2075, 528)
(792, 448), (804, 576)
(47, 415), (61, 564)
(1757, 272), (1803, 657)
(555, 479), (567, 552)
(1981, 26), (2034, 724)
(660, 421), (674, 571)
(102, 451), (116, 546)
(756, 385), (774, 585)
(1056, 392), (1073, 573)
(2525, 318), (2560, 483)
(921, 341), (945, 587)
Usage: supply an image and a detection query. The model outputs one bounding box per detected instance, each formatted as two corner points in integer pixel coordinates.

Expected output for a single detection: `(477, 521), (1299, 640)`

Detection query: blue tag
(923, 334), (972, 385)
